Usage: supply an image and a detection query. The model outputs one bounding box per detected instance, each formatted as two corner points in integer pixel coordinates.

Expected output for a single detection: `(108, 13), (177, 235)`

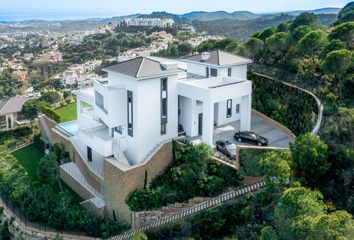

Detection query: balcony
(78, 124), (113, 157)
(74, 87), (94, 105)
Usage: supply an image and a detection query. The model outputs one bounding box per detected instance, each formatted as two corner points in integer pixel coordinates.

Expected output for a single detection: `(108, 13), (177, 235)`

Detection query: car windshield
(226, 143), (236, 150)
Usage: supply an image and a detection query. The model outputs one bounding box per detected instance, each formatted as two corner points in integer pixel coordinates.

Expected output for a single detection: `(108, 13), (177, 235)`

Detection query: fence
(0, 191), (94, 240)
(111, 180), (266, 240)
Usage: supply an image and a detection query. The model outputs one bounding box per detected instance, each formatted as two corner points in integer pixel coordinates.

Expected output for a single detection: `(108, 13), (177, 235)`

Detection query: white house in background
(73, 50), (252, 166)
(0, 96), (31, 130)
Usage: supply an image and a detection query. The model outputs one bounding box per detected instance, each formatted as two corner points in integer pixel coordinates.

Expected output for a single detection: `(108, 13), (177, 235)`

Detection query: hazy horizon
(0, 0), (351, 22)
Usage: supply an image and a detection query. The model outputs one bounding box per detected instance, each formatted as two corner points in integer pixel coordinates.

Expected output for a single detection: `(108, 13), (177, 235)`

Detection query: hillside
(285, 7), (341, 15)
(181, 10), (259, 21)
(192, 13), (338, 41)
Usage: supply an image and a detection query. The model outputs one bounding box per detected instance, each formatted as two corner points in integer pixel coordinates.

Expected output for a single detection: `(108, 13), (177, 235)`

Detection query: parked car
(215, 140), (237, 159)
(234, 131), (268, 146)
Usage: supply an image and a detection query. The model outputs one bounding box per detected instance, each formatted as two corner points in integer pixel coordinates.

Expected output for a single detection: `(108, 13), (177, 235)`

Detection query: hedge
(40, 105), (62, 123)
(249, 72), (317, 136)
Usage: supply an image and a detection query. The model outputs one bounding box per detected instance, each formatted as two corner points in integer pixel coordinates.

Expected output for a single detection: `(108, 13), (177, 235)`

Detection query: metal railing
(111, 180), (266, 240)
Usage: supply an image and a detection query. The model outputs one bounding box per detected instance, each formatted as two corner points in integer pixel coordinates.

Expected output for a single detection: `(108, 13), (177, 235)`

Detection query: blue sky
(1, 0), (351, 15)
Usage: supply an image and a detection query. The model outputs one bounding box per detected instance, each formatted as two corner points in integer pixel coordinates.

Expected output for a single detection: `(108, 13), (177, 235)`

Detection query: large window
(95, 91), (106, 112)
(161, 78), (168, 135)
(210, 68), (218, 77)
(127, 90), (133, 137)
(0, 116), (6, 129)
(227, 99), (232, 118)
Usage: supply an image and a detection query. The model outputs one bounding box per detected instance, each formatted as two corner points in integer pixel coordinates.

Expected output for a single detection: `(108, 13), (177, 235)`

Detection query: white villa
(74, 50), (252, 166)
(44, 50), (253, 222)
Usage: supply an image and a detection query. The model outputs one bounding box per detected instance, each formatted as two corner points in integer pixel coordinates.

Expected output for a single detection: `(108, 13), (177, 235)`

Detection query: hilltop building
(40, 50), (252, 223)
(123, 18), (175, 28)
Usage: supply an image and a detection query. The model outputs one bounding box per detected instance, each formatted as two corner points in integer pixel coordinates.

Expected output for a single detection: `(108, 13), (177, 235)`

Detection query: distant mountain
(283, 7), (341, 16)
(181, 11), (259, 21)
(134, 8), (339, 22)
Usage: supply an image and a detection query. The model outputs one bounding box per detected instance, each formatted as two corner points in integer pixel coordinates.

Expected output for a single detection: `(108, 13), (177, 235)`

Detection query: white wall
(216, 97), (242, 126)
(186, 62), (248, 79)
(135, 74), (179, 164)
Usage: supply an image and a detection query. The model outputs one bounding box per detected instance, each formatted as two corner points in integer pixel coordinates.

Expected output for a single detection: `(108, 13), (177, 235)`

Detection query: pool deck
(57, 120), (78, 137)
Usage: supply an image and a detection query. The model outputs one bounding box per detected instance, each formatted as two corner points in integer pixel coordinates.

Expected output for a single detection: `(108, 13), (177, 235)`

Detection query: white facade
(74, 50), (252, 167)
(124, 18), (175, 28)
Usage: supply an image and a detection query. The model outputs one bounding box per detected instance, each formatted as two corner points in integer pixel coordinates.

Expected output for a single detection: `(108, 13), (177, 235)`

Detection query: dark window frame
(236, 104), (240, 113)
(227, 99), (232, 118)
(127, 90), (133, 137)
(161, 78), (168, 135)
(210, 68), (218, 77)
(87, 146), (92, 162)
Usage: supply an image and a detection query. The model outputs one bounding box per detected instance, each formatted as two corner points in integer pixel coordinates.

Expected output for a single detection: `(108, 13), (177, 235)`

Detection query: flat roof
(180, 76), (248, 89)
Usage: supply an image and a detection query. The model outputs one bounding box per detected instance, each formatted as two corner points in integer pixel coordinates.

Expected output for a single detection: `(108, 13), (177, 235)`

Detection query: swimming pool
(57, 120), (78, 137)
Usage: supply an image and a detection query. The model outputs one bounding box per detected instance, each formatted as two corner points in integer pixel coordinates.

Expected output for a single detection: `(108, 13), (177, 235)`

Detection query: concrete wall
(216, 97), (242, 126)
(104, 141), (173, 224)
(186, 62), (248, 79)
(59, 167), (94, 200)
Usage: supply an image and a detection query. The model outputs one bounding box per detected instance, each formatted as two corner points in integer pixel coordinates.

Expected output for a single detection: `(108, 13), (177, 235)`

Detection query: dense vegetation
(126, 143), (242, 211)
(143, 134), (354, 240)
(192, 13), (338, 41)
(0, 68), (23, 99)
(250, 72), (317, 135)
(59, 32), (151, 64)
(0, 144), (129, 238)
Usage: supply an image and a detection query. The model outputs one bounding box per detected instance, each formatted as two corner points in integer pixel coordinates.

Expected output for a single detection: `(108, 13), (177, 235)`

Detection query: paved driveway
(213, 113), (294, 148)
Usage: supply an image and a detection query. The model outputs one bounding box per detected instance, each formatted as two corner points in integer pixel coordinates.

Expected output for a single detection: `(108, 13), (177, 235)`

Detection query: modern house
(45, 50), (253, 223)
(0, 96), (31, 130)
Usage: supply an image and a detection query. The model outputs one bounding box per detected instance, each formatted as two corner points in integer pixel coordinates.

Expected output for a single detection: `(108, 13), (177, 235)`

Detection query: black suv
(234, 131), (268, 146)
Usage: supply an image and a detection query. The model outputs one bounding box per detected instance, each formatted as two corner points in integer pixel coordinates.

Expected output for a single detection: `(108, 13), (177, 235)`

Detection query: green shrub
(41, 91), (61, 104)
(0, 146), (128, 237)
(126, 143), (242, 211)
(40, 104), (62, 123)
(249, 72), (317, 135)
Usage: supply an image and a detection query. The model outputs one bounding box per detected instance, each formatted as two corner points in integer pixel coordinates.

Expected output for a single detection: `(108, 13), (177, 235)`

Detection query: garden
(54, 102), (77, 122)
(126, 142), (243, 211)
(0, 142), (129, 238)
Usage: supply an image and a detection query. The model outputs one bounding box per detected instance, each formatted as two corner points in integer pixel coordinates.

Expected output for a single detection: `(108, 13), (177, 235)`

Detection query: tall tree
(245, 37), (263, 63)
(37, 152), (59, 186)
(289, 12), (320, 31)
(328, 22), (354, 50)
(259, 151), (291, 185)
(290, 133), (330, 186)
(266, 32), (288, 60)
(298, 30), (326, 71)
(21, 99), (39, 127)
(275, 187), (325, 240)
(321, 49), (352, 100)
